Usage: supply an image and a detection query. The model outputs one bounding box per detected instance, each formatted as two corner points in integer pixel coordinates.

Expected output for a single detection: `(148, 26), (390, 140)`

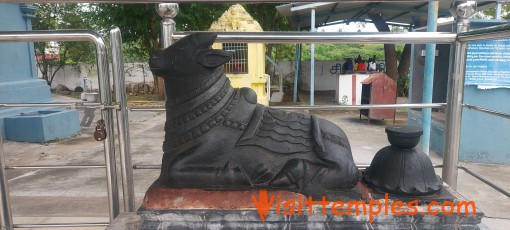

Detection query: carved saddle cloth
(236, 105), (322, 154)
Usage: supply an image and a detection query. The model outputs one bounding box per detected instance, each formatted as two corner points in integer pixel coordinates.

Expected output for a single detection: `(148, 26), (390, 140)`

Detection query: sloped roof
(276, 2), (498, 30)
(361, 73), (392, 84)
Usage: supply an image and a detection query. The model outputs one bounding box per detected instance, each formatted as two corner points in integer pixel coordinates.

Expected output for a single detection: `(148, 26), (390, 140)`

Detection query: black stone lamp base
(363, 125), (443, 196)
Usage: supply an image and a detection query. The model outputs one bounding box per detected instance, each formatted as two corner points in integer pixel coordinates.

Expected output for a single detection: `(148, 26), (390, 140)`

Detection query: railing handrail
(172, 31), (457, 44)
(0, 0), (501, 3)
(0, 5), (509, 228)
(128, 103), (447, 112)
(458, 23), (510, 43)
(0, 29), (120, 227)
(463, 104), (510, 120)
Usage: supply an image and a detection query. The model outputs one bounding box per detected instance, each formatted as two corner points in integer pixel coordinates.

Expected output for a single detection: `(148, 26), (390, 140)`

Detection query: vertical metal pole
(0, 131), (13, 230)
(157, 3), (178, 103)
(267, 74), (271, 104)
(408, 24), (415, 124)
(293, 44), (299, 103)
(157, 3), (179, 49)
(293, 23), (301, 103)
(496, 2), (502, 20)
(408, 44), (415, 104)
(95, 33), (120, 221)
(298, 44), (302, 90)
(109, 27), (135, 213)
(421, 1), (439, 155)
(443, 1), (475, 190)
(279, 74), (283, 93)
(310, 8), (316, 106)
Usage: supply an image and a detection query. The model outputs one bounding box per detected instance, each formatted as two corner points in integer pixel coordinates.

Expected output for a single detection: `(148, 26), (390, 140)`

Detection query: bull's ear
(196, 49), (232, 68)
(192, 33), (218, 48)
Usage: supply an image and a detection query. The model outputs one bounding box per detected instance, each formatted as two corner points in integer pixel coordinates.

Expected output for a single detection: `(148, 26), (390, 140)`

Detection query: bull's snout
(149, 50), (165, 76)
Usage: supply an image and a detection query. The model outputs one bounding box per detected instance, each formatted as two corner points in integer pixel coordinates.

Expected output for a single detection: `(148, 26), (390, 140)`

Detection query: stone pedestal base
(108, 181), (484, 229)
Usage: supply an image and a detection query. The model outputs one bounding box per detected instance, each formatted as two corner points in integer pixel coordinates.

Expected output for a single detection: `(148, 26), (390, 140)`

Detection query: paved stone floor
(1, 94), (509, 229)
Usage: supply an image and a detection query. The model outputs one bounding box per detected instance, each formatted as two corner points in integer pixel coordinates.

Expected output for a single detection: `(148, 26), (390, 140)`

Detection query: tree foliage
(243, 4), (293, 67)
(475, 3), (510, 19)
(90, 3), (233, 99)
(177, 3), (231, 31)
(244, 4), (291, 32)
(32, 3), (95, 87)
(90, 3), (161, 62)
(366, 12), (423, 81)
(90, 3), (232, 61)
(31, 3), (415, 86)
(299, 44), (392, 61)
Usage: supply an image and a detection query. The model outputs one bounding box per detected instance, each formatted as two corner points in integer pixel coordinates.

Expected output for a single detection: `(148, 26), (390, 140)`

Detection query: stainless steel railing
(110, 27), (136, 214)
(0, 29), (127, 229)
(0, 130), (13, 230)
(1, 1), (510, 229)
(0, 0), (501, 3)
(129, 103), (446, 112)
(172, 31), (457, 44)
(463, 104), (510, 119)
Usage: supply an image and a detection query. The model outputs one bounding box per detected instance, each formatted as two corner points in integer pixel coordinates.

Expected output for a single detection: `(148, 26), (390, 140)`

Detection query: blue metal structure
(420, 1), (439, 155)
(0, 3), (80, 142)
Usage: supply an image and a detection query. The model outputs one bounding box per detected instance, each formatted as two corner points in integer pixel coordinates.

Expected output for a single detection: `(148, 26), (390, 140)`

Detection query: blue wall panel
(0, 3), (80, 142)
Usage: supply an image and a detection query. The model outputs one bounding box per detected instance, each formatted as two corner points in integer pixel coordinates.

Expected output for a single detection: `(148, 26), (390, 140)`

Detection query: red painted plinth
(143, 180), (304, 210)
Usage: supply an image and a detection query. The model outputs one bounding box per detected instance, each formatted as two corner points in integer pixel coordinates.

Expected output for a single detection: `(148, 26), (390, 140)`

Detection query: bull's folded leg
(167, 161), (252, 189)
(269, 159), (359, 197)
(269, 159), (330, 196)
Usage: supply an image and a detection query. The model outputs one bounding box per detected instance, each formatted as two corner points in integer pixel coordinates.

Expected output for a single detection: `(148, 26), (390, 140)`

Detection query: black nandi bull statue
(149, 33), (359, 196)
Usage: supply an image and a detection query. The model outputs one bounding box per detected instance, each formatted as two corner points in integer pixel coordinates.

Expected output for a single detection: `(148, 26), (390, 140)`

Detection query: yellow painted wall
(209, 4), (268, 105)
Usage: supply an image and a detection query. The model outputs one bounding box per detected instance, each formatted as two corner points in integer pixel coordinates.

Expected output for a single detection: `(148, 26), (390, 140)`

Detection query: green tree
(91, 3), (231, 61)
(32, 3), (95, 87)
(244, 3), (292, 62)
(475, 3), (510, 19)
(90, 3), (231, 99)
(90, 4), (161, 59)
(177, 3), (231, 31)
(244, 4), (293, 74)
(298, 43), (389, 61)
(367, 12), (412, 81)
(91, 4), (291, 61)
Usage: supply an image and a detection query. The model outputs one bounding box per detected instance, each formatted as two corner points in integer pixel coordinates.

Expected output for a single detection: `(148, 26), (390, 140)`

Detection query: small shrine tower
(209, 4), (268, 105)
